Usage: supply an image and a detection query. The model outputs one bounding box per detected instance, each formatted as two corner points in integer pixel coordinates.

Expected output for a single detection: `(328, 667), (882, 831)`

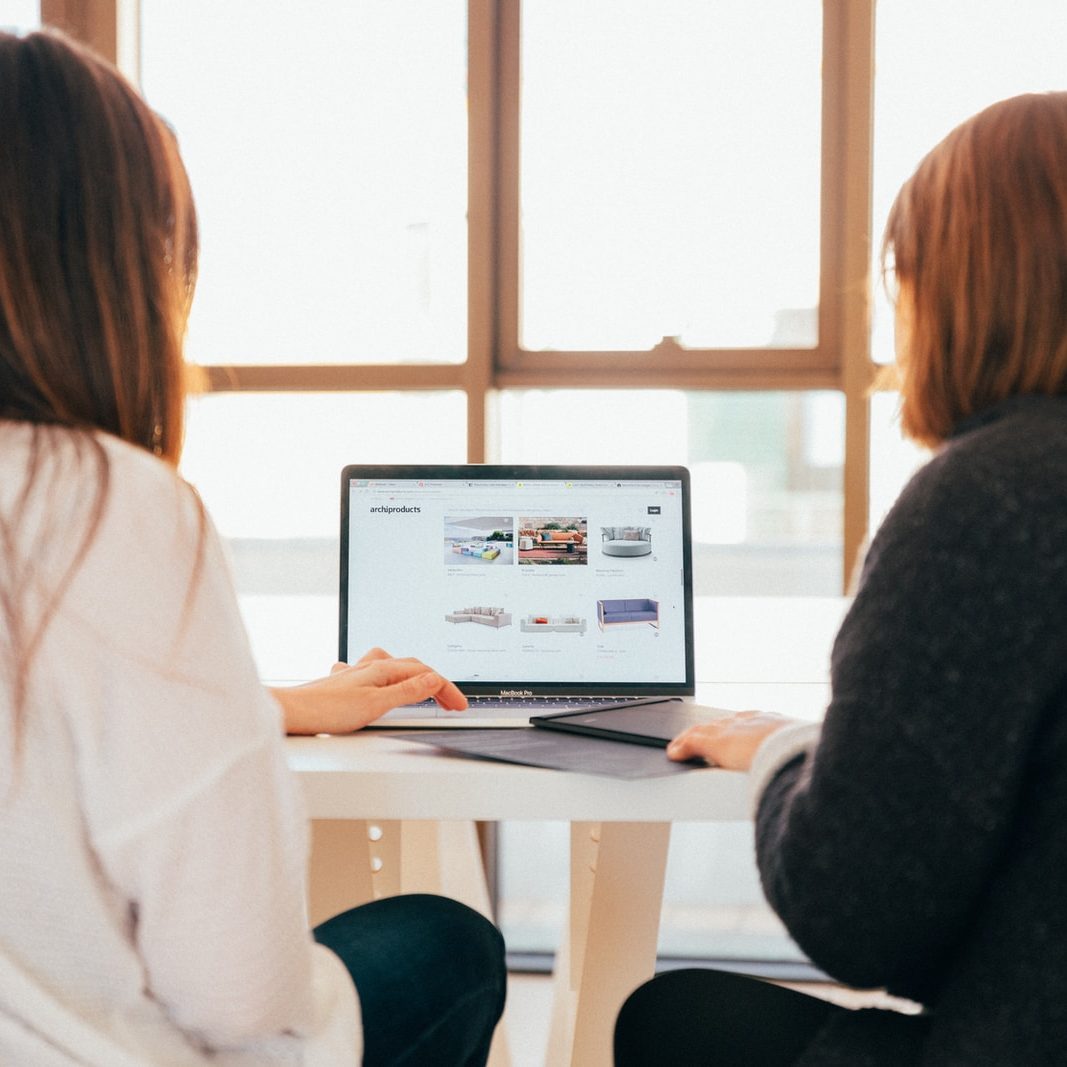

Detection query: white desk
(288, 732), (732, 1067)
(260, 598), (845, 1067)
(287, 682), (829, 1067)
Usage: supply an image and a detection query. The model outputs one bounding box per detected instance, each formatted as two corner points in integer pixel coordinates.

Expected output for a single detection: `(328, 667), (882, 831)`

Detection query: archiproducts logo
(499, 689), (534, 697)
(369, 505), (421, 514)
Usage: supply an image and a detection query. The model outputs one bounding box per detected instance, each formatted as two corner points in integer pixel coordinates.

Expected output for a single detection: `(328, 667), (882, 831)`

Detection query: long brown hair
(0, 29), (197, 457)
(882, 92), (1067, 447)
(0, 30), (200, 742)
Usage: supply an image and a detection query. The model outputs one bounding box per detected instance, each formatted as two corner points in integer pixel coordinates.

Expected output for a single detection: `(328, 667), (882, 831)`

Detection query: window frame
(41, 0), (877, 590)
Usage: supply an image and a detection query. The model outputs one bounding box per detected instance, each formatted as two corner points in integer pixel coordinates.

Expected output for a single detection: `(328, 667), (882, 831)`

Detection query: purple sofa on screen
(596, 598), (660, 631)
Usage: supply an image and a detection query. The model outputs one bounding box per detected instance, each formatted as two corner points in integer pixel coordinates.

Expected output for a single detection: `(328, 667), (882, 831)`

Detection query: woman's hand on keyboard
(271, 648), (468, 734)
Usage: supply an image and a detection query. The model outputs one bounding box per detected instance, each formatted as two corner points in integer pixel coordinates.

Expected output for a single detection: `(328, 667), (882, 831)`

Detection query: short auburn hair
(0, 29), (197, 463)
(883, 92), (1067, 448)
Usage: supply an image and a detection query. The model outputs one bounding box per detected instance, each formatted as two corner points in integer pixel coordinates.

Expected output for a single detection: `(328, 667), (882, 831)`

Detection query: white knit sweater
(0, 424), (359, 1065)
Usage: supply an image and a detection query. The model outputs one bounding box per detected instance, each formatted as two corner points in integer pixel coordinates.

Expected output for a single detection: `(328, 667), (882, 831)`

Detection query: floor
(505, 973), (555, 1067)
(502, 971), (921, 1067)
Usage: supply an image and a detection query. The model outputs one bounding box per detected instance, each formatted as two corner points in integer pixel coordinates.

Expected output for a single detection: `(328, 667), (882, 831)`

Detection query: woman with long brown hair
(616, 92), (1067, 1064)
(0, 29), (504, 1066)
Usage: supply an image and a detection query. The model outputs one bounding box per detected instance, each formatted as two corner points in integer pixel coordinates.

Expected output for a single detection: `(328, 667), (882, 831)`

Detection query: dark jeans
(313, 893), (507, 1066)
(614, 967), (841, 1066)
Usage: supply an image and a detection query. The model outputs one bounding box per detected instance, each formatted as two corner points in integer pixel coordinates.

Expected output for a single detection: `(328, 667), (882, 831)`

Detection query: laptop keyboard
(410, 696), (646, 711)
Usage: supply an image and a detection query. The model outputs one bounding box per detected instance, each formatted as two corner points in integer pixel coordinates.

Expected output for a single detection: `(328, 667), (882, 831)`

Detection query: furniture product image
(520, 615), (587, 634)
(539, 530), (584, 543)
(518, 527), (589, 564)
(597, 598), (659, 630)
(451, 542), (502, 560)
(601, 526), (652, 557)
(445, 606), (512, 627)
(524, 531), (586, 553)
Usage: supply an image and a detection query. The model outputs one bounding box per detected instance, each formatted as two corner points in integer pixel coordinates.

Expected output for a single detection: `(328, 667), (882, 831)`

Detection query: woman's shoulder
(9, 426), (226, 655)
(941, 394), (1067, 474)
(93, 427), (203, 525)
(0, 419), (200, 532)
(28, 428), (278, 750)
(865, 395), (1067, 588)
(61, 429), (210, 596)
(901, 395), (1067, 514)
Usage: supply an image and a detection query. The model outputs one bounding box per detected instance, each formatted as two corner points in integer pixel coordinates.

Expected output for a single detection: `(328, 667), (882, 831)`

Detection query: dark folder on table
(401, 702), (728, 779)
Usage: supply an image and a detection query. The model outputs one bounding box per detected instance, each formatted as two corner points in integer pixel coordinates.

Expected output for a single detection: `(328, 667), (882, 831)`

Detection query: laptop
(340, 464), (694, 727)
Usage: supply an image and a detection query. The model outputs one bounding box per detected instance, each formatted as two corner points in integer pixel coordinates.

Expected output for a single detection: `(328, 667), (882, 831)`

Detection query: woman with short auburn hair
(0, 29), (504, 1066)
(886, 91), (1067, 447)
(616, 92), (1067, 1065)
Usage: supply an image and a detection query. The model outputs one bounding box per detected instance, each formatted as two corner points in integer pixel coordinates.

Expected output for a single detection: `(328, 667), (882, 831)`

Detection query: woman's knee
(395, 893), (506, 988)
(314, 893), (507, 1061)
(324, 893), (505, 1000)
(615, 968), (839, 1067)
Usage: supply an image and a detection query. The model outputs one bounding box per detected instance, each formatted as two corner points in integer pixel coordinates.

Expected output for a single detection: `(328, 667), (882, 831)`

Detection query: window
(182, 391), (466, 594)
(499, 389), (843, 596)
(141, 0), (468, 367)
(1, 1), (39, 29)
(517, 2), (821, 353)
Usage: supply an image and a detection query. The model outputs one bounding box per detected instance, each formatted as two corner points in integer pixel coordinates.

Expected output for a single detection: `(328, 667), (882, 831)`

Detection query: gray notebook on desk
(339, 464), (695, 727)
(397, 701), (730, 778)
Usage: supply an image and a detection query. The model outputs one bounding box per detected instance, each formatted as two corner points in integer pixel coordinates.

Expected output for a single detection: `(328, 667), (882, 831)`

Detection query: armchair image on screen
(601, 526), (652, 557)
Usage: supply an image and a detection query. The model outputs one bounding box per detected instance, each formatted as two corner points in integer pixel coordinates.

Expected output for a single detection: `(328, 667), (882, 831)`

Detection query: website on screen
(345, 477), (687, 685)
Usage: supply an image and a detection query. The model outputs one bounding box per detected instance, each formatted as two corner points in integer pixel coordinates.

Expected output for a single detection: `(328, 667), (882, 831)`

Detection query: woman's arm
(99, 729), (321, 1047)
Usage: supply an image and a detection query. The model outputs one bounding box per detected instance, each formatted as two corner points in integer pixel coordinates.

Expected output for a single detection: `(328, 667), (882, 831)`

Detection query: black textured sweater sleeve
(754, 401), (1067, 1004)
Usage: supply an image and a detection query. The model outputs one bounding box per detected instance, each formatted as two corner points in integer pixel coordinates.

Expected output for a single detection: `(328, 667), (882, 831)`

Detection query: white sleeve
(97, 726), (318, 1046)
(54, 455), (360, 1058)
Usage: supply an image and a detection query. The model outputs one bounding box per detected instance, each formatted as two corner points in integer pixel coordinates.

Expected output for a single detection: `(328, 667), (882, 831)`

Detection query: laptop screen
(340, 465), (694, 697)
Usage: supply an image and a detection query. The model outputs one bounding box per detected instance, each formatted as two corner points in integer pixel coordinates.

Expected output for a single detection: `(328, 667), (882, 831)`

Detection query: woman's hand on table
(271, 647), (468, 735)
(666, 710), (797, 770)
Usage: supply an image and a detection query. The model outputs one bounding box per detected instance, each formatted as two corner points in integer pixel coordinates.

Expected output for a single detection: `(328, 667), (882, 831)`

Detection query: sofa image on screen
(597, 598), (659, 631)
(537, 530), (585, 546)
(601, 526), (652, 557)
(520, 615), (587, 634)
(517, 523), (588, 562)
(451, 542), (502, 560)
(519, 530), (586, 554)
(445, 606), (512, 628)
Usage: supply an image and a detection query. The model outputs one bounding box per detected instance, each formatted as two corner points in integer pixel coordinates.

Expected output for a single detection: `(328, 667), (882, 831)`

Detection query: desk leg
(396, 820), (494, 915)
(547, 821), (671, 1067)
(307, 818), (499, 916)
(308, 819), (511, 1067)
(307, 819), (377, 926)
(307, 818), (408, 924)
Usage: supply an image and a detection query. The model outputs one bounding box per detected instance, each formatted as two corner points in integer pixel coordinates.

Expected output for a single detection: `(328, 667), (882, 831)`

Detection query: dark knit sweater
(756, 396), (1067, 1065)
